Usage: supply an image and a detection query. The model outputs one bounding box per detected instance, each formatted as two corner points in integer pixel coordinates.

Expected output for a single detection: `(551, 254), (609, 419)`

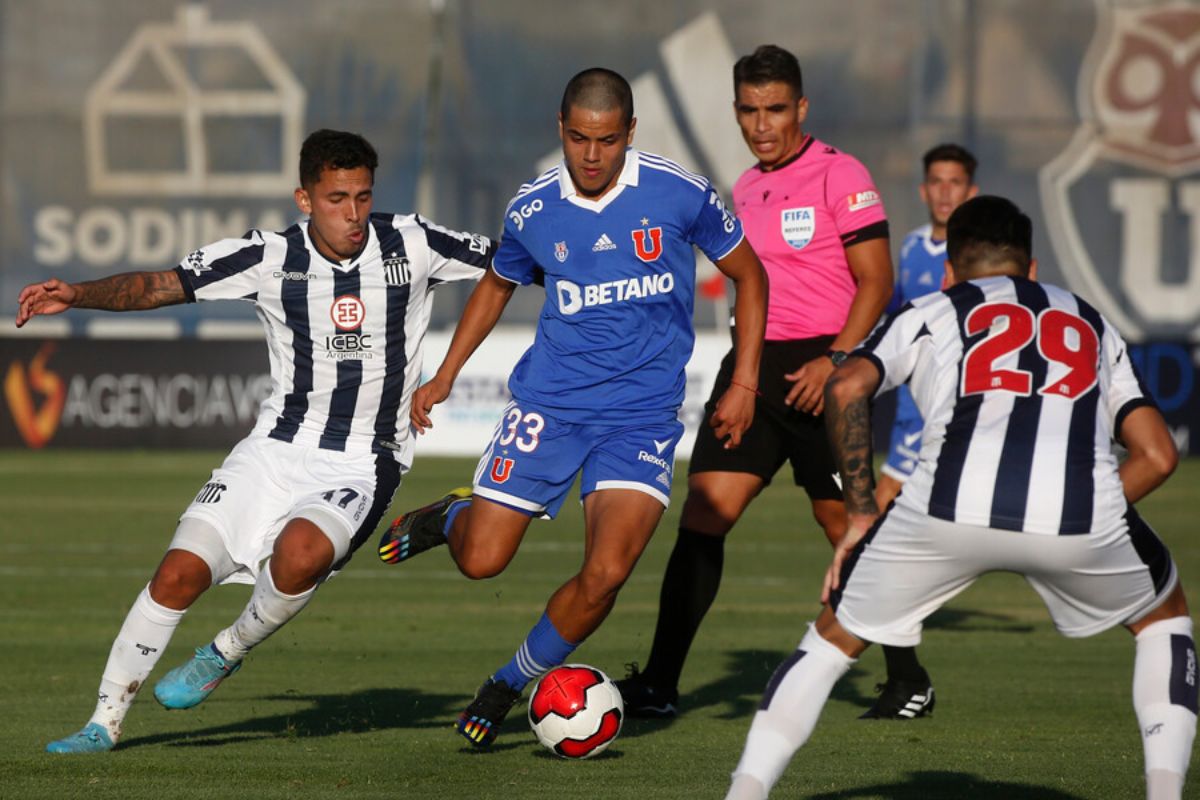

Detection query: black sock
(640, 528), (726, 690)
(881, 645), (928, 683)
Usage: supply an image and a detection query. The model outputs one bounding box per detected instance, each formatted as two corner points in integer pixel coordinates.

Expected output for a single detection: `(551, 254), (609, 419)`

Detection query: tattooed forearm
(73, 270), (186, 312)
(825, 378), (879, 517)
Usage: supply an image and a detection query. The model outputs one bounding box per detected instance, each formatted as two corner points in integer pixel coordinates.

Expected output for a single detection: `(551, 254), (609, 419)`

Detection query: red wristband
(730, 380), (762, 397)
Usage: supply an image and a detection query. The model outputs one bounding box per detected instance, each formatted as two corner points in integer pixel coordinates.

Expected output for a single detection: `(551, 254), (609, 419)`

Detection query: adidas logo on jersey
(592, 234), (617, 252)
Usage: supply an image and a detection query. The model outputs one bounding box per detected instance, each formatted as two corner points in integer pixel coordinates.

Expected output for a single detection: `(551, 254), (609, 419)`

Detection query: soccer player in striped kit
(725, 196), (1194, 800)
(18, 129), (495, 753)
(619, 44), (933, 721)
(377, 67), (768, 747)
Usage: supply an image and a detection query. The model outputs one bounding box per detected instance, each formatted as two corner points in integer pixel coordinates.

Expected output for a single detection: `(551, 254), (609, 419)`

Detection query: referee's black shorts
(688, 336), (843, 501)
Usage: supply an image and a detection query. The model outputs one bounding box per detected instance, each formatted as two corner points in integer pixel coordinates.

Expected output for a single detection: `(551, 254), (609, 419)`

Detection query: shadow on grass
(617, 649), (882, 739)
(118, 686), (466, 750)
(924, 607), (1034, 634)
(807, 770), (1086, 799)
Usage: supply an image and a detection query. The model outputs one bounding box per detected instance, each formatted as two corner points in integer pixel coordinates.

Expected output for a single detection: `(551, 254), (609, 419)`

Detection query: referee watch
(827, 349), (849, 367)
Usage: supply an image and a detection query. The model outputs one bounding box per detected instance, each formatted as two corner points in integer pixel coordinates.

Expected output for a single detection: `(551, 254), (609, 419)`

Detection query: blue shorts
(883, 385), (924, 482)
(472, 401), (684, 519)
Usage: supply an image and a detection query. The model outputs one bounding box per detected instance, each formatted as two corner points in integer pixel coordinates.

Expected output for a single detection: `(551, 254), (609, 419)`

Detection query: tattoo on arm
(825, 377), (879, 517)
(73, 270), (186, 312)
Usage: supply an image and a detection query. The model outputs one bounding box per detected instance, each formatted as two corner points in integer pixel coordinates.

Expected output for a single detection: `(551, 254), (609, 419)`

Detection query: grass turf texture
(1, 450), (1196, 799)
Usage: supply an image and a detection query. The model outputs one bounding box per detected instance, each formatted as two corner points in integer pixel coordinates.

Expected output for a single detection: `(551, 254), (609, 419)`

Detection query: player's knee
(272, 547), (327, 586)
(149, 550), (211, 608)
(577, 561), (631, 607)
(812, 501), (847, 542)
(455, 557), (504, 580)
(272, 523), (336, 585)
(454, 542), (508, 580)
(680, 486), (740, 533)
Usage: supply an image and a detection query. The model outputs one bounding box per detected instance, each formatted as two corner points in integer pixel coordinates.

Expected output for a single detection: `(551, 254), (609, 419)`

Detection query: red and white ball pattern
(528, 664), (624, 759)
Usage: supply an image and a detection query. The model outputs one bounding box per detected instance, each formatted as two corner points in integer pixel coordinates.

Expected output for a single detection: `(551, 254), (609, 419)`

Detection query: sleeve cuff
(172, 266), (197, 303)
(853, 350), (888, 396)
(1114, 397), (1159, 443)
(710, 231), (746, 264)
(840, 219), (889, 247)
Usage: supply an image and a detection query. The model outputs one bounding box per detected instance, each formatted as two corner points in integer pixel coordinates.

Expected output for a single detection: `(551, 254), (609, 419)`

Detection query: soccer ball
(528, 664), (624, 758)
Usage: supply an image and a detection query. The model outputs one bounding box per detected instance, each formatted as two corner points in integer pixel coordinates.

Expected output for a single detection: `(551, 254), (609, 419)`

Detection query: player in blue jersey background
(876, 143), (977, 510)
(378, 67), (768, 747)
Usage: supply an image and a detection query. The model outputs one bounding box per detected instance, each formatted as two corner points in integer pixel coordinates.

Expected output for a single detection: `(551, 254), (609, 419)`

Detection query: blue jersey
(493, 149), (744, 423)
(891, 223), (945, 311)
(885, 223), (946, 476)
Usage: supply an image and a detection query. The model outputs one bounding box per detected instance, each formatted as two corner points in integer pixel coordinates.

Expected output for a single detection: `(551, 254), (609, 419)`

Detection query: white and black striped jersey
(174, 212), (493, 467)
(857, 276), (1156, 535)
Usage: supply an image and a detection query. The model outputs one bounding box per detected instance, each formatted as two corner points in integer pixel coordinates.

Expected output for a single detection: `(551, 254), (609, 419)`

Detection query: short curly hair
(298, 129), (378, 188)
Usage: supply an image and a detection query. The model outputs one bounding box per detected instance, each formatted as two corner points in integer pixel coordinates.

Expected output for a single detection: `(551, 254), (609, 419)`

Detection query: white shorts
(832, 502), (1177, 646)
(173, 436), (402, 585)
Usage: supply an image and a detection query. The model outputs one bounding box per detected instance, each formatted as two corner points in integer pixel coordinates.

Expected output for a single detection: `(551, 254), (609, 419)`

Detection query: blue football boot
(154, 644), (241, 709)
(46, 722), (115, 754)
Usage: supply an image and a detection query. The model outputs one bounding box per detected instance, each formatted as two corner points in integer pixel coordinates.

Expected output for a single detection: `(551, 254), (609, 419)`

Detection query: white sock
(727, 625), (856, 798)
(725, 773), (769, 800)
(89, 585), (185, 741)
(1133, 616), (1197, 800)
(211, 565), (316, 662)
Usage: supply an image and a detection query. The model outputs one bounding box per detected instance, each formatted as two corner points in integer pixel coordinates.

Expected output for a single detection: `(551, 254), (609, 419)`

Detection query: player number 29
(497, 406), (545, 452)
(961, 302), (1099, 400)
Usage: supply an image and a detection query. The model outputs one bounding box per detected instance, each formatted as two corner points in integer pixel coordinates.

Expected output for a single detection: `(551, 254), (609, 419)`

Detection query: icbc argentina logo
(1040, 1), (1200, 340)
(331, 295), (365, 330)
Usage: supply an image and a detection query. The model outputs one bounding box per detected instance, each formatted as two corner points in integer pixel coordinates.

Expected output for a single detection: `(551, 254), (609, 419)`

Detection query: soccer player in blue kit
(875, 144), (977, 510)
(378, 67), (768, 747)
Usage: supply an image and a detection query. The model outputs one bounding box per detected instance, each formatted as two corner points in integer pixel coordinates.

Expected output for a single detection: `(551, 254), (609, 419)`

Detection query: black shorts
(688, 336), (843, 500)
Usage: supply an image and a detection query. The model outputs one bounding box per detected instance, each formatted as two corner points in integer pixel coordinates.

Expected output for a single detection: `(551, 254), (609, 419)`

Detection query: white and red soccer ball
(528, 664), (624, 758)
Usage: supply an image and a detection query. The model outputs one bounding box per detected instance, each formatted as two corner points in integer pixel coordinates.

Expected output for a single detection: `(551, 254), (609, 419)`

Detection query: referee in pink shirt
(618, 44), (933, 721)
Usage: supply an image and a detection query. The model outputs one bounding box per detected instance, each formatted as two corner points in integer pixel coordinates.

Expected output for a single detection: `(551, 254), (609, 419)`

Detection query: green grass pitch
(1, 450), (1196, 799)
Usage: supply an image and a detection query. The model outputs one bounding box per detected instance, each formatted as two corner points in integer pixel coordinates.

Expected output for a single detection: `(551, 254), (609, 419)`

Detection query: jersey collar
(916, 223), (947, 256)
(755, 135), (814, 173)
(302, 217), (374, 271)
(557, 148), (640, 213)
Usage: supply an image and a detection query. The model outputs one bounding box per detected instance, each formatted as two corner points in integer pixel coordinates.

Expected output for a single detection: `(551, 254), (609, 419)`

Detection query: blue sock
(493, 612), (578, 692)
(441, 498), (469, 539)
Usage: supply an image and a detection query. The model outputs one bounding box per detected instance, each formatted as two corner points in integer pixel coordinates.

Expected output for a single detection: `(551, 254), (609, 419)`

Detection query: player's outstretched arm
(821, 356), (882, 602)
(1117, 405), (1178, 504)
(785, 238), (893, 415)
(411, 268), (516, 433)
(710, 239), (767, 448)
(16, 270), (186, 328)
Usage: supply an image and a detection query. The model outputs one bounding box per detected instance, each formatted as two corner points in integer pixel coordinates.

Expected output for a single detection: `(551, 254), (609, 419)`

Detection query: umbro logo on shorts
(592, 234), (617, 252)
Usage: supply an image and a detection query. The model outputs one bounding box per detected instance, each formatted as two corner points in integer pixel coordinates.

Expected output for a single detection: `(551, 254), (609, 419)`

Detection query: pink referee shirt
(732, 135), (888, 341)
